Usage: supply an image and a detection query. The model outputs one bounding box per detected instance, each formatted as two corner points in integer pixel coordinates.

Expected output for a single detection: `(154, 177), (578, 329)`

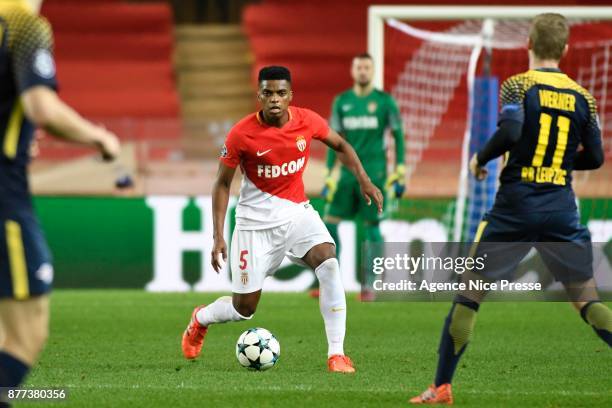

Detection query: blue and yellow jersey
(0, 3), (57, 210)
(494, 68), (602, 212)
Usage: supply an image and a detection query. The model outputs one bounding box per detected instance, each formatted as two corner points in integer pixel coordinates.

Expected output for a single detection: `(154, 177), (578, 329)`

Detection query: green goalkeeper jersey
(327, 88), (405, 180)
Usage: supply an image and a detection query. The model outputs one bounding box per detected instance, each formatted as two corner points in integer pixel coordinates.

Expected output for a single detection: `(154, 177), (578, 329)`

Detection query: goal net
(369, 7), (612, 242)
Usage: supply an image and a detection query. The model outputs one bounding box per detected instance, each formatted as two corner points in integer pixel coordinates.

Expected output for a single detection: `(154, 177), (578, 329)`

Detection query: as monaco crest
(241, 272), (249, 285)
(296, 135), (306, 152)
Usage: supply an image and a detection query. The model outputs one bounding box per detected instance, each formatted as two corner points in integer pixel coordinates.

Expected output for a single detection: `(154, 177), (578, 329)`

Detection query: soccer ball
(235, 328), (280, 371)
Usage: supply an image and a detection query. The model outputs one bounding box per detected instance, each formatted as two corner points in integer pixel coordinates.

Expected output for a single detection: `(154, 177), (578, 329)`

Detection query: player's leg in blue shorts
(0, 210), (53, 390)
(535, 211), (611, 347)
(0, 211), (53, 299)
(432, 209), (540, 390)
(432, 209), (612, 393)
(469, 210), (536, 283)
(535, 210), (593, 284)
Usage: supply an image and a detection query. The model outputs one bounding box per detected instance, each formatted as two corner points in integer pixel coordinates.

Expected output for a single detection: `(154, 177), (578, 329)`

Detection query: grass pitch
(19, 290), (611, 407)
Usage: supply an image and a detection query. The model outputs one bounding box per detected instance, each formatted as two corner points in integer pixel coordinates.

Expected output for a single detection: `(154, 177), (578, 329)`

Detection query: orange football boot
(357, 289), (376, 302)
(309, 288), (320, 299)
(181, 305), (208, 359)
(327, 354), (356, 373)
(409, 383), (453, 405)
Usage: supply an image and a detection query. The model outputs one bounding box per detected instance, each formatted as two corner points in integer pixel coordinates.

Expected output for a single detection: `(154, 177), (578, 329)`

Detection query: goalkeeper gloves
(321, 169), (337, 202)
(385, 164), (406, 199)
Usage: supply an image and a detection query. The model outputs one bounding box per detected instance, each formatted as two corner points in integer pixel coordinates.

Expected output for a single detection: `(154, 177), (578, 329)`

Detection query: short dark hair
(354, 52), (373, 60)
(529, 13), (569, 61)
(258, 66), (291, 83)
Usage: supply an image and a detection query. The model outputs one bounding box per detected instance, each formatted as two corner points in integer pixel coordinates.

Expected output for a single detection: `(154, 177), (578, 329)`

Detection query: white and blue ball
(236, 328), (280, 371)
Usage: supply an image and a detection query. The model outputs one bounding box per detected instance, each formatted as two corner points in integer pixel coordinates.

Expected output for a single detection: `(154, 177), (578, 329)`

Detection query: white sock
(195, 296), (251, 327)
(315, 258), (346, 357)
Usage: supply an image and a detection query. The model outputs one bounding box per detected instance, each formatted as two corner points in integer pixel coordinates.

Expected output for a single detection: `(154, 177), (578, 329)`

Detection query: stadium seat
(41, 1), (178, 119)
(39, 0), (181, 160)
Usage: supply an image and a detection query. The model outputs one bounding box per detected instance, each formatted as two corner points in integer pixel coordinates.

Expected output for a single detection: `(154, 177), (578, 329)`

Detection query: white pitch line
(56, 383), (611, 396)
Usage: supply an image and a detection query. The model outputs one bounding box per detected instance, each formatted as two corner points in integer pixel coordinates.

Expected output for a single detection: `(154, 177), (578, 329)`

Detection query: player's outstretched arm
(21, 86), (120, 161)
(574, 106), (604, 170)
(211, 162), (236, 272)
(326, 95), (343, 173)
(321, 148), (338, 202)
(574, 144), (604, 170)
(322, 129), (383, 213)
(470, 120), (522, 180)
(321, 97), (343, 201)
(386, 96), (406, 198)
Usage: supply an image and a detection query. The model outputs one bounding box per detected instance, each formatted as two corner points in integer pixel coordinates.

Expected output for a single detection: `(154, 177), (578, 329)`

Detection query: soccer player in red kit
(181, 66), (383, 373)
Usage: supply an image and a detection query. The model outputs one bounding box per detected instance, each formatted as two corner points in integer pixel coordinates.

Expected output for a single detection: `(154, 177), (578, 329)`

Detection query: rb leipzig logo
(296, 135), (307, 152)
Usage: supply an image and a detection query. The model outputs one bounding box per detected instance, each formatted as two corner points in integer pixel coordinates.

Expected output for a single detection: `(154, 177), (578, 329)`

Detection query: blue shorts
(471, 210), (593, 283)
(0, 210), (53, 299)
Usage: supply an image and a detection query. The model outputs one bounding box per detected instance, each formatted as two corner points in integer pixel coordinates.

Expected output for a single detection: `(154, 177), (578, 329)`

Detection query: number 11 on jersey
(532, 112), (569, 168)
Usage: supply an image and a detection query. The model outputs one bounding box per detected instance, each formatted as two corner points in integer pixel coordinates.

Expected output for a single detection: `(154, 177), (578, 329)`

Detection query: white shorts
(230, 205), (334, 294)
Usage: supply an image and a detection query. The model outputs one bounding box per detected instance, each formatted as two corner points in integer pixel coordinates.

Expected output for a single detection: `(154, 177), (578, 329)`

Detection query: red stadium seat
(53, 34), (174, 61)
(38, 0), (180, 160)
(61, 90), (179, 119)
(56, 62), (176, 93)
(42, 3), (172, 33)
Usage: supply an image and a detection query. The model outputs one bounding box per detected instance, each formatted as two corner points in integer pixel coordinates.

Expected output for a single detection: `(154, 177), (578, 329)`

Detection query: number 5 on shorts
(239, 250), (249, 270)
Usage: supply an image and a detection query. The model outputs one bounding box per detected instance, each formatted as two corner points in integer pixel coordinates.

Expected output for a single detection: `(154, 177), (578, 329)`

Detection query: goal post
(368, 6), (612, 242)
(369, 6), (612, 89)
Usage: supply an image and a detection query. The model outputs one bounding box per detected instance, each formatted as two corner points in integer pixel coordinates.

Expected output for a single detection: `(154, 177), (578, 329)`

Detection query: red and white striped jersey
(220, 107), (330, 229)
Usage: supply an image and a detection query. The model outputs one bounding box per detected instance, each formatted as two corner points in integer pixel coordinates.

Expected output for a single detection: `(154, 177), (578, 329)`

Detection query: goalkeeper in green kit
(318, 53), (405, 301)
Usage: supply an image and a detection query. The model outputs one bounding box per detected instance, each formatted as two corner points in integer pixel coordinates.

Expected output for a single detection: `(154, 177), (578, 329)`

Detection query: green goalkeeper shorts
(325, 172), (386, 222)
